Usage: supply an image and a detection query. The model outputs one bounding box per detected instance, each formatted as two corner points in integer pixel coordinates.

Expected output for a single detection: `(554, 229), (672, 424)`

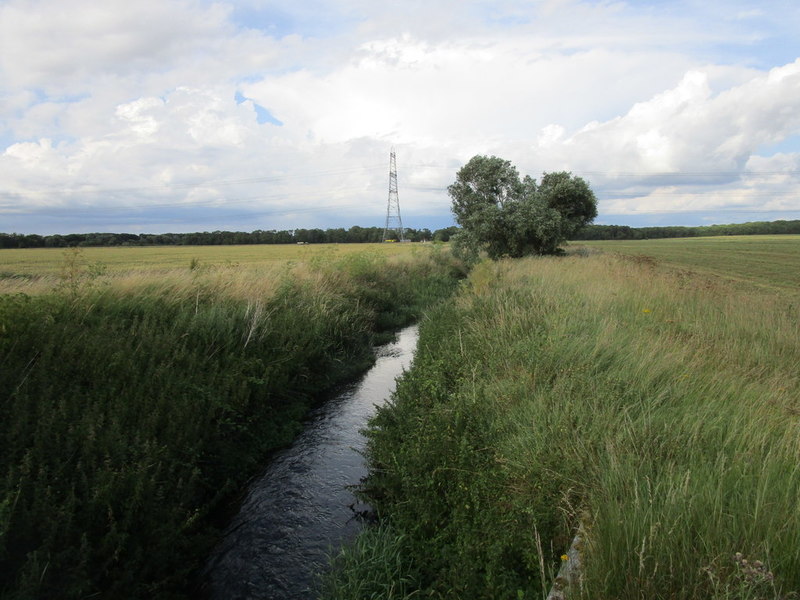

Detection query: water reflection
(204, 325), (419, 600)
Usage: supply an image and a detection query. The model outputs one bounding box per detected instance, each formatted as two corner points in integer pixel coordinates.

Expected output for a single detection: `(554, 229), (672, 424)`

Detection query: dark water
(204, 325), (419, 600)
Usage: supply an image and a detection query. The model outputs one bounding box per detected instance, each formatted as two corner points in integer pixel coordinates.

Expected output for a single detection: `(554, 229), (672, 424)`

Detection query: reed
(336, 249), (800, 599)
(0, 247), (464, 599)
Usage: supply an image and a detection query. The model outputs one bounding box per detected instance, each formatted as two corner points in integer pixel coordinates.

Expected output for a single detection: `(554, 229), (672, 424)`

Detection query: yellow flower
(561, 554), (569, 561)
(642, 308), (652, 313)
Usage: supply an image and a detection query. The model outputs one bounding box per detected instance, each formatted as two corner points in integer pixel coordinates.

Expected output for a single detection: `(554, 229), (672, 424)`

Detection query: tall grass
(333, 252), (800, 599)
(0, 247), (465, 599)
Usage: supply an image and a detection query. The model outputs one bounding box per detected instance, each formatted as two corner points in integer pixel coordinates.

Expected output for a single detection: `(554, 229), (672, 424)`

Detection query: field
(4, 236), (799, 599)
(327, 236), (800, 600)
(0, 244), (432, 294)
(0, 243), (464, 599)
(578, 234), (800, 292)
(0, 242), (423, 273)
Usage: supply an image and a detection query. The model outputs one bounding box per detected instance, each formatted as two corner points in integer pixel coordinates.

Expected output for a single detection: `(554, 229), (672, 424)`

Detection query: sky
(1, 0), (799, 235)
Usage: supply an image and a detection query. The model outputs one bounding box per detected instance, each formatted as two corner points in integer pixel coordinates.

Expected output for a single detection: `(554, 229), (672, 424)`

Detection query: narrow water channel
(204, 324), (419, 600)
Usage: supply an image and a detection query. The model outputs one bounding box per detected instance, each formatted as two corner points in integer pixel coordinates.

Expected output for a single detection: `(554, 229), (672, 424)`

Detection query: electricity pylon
(382, 148), (406, 242)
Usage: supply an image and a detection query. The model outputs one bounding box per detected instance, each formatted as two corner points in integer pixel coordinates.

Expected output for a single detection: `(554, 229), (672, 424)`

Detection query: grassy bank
(0, 246), (464, 599)
(326, 249), (800, 599)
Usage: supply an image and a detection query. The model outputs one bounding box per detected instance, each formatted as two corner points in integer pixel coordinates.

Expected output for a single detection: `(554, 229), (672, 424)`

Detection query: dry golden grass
(0, 242), (428, 296)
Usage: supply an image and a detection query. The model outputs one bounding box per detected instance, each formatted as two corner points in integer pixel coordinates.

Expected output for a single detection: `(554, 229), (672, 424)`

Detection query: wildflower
(561, 554), (569, 561)
(642, 308), (652, 313)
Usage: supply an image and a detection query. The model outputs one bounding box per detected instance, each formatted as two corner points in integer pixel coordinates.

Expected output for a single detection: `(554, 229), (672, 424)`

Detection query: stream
(203, 324), (419, 599)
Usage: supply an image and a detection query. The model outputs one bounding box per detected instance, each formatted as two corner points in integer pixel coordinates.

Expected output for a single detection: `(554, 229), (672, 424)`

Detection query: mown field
(325, 236), (800, 600)
(0, 243), (464, 599)
(579, 234), (800, 292)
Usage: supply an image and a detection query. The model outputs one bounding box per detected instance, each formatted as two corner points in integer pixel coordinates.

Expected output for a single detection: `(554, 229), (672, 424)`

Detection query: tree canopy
(448, 155), (597, 259)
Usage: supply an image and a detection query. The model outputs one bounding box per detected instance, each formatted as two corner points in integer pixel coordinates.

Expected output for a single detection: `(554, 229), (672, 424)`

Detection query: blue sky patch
(757, 135), (800, 157)
(235, 91), (283, 126)
(227, 3), (356, 39)
(253, 104), (283, 126)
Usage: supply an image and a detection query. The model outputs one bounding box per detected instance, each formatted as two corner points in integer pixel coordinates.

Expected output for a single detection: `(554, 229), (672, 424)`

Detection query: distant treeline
(3, 220), (797, 249)
(572, 219), (800, 240)
(0, 226), (461, 249)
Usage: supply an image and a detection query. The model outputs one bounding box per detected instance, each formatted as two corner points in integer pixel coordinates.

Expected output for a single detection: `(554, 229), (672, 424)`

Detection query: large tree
(447, 155), (597, 259)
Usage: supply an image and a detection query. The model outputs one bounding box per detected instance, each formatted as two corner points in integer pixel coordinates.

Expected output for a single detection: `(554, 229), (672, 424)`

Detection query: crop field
(0, 242), (422, 274)
(0, 242), (426, 295)
(577, 234), (800, 291)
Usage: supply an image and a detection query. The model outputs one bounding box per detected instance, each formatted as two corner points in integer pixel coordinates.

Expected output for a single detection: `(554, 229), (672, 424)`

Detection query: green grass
(320, 525), (422, 600)
(577, 234), (800, 291)
(0, 246), (465, 599)
(328, 243), (800, 599)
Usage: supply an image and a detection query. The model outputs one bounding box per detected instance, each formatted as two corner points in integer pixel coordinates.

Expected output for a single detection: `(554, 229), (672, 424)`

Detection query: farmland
(0, 243), (432, 301)
(3, 235), (799, 599)
(579, 234), (800, 292)
(0, 241), (423, 273)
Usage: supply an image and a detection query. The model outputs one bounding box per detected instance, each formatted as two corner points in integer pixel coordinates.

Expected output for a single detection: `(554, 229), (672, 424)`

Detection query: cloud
(1, 0), (799, 233)
(0, 1), (230, 90)
(525, 58), (800, 216)
(245, 33), (698, 151)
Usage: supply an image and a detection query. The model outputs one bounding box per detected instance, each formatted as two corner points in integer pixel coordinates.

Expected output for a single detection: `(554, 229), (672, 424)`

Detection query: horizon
(4, 217), (799, 240)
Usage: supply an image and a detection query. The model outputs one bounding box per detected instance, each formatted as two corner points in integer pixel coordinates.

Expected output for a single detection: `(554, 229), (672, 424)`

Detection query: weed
(333, 250), (800, 599)
(0, 246), (464, 599)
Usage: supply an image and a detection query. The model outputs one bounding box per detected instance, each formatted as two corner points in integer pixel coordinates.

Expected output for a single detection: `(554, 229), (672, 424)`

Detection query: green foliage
(448, 155), (597, 259)
(333, 251), (800, 599)
(0, 249), (464, 599)
(346, 294), (572, 599)
(321, 525), (422, 600)
(55, 247), (107, 299)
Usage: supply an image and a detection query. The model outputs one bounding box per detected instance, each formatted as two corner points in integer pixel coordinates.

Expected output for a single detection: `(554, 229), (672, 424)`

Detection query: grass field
(577, 234), (800, 292)
(5, 236), (798, 598)
(327, 237), (800, 600)
(0, 242), (422, 273)
(0, 243), (464, 599)
(0, 242), (427, 294)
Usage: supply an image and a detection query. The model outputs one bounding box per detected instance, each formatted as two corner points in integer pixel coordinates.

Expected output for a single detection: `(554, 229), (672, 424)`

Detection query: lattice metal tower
(382, 148), (406, 242)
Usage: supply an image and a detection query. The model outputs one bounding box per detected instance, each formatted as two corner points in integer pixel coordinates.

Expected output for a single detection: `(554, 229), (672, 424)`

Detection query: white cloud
(115, 98), (164, 140)
(246, 33), (696, 151)
(526, 58), (800, 183)
(0, 0), (229, 90)
(1, 0), (799, 233)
